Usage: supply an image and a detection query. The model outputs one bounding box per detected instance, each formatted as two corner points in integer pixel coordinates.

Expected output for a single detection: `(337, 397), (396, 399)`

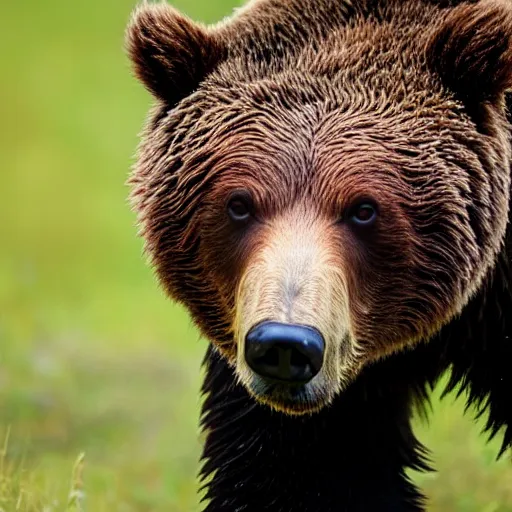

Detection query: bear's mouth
(247, 373), (331, 415)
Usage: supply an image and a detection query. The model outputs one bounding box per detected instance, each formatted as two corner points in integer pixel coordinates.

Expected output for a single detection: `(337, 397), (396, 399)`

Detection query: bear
(125, 0), (512, 510)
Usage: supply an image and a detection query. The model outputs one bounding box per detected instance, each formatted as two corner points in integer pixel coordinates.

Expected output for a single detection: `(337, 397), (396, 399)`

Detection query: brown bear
(125, 0), (512, 510)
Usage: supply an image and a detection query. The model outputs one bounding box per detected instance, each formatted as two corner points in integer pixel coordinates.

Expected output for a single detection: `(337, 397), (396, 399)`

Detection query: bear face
(127, 0), (512, 414)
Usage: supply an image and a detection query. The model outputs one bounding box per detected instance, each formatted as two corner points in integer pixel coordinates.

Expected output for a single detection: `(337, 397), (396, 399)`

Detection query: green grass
(1, 0), (511, 510)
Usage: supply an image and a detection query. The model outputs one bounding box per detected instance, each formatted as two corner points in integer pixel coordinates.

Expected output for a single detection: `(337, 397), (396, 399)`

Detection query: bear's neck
(199, 346), (438, 512)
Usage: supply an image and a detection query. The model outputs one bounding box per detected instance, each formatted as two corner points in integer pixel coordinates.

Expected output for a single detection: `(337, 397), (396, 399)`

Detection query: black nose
(245, 321), (325, 384)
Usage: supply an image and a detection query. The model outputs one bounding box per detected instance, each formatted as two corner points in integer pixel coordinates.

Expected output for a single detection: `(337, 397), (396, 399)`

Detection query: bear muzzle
(232, 213), (354, 414)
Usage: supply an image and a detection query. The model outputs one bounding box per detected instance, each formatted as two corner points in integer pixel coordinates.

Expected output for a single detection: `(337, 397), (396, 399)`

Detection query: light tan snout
(233, 212), (358, 414)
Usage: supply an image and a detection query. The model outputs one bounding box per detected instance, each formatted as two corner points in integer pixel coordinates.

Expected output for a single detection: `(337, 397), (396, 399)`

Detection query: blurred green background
(1, 0), (511, 510)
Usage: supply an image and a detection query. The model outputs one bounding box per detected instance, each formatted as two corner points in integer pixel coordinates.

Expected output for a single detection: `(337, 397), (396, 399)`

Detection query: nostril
(254, 346), (280, 368)
(289, 347), (310, 369)
(250, 344), (310, 374)
(245, 321), (325, 384)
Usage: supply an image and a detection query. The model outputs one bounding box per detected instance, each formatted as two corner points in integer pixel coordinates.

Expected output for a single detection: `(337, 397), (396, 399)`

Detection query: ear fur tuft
(427, 0), (512, 102)
(126, 3), (224, 104)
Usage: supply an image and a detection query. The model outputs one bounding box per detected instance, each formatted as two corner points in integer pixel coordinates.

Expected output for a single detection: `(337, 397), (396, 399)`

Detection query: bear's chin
(246, 375), (335, 416)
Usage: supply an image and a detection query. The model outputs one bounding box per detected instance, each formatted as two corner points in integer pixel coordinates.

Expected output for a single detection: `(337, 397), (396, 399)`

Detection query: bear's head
(126, 0), (512, 414)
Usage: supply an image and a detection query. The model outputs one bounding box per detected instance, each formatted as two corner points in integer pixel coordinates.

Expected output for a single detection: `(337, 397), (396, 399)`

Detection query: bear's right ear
(426, 0), (512, 106)
(125, 3), (225, 104)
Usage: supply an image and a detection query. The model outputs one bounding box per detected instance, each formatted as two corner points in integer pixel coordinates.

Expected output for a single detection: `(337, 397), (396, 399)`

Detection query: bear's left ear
(427, 0), (512, 106)
(125, 3), (225, 104)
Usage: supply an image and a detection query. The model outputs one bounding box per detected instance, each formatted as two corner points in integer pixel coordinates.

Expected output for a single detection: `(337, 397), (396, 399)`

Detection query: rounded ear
(125, 3), (225, 104)
(427, 0), (512, 104)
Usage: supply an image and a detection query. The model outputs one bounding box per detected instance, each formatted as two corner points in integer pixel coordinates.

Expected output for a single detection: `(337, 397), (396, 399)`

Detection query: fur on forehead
(126, 0), (512, 116)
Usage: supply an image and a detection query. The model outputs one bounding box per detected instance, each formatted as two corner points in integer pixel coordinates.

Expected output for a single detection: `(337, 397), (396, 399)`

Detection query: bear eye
(227, 191), (253, 223)
(348, 201), (378, 226)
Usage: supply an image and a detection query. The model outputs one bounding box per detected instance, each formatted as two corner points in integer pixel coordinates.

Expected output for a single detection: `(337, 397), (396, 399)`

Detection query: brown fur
(126, 0), (512, 508)
(127, 0), (512, 406)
